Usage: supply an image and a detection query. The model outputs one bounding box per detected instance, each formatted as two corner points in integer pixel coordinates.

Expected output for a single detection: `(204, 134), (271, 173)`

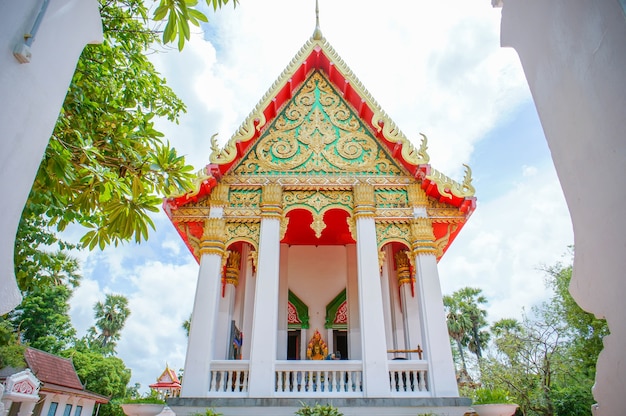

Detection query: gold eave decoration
(208, 35), (431, 170)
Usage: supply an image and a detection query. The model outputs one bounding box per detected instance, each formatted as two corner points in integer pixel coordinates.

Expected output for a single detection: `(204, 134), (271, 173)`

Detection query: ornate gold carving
(378, 249), (386, 273)
(375, 221), (411, 250)
(346, 216), (356, 241)
(375, 188), (408, 208)
(170, 206), (211, 223)
(181, 223), (200, 259)
(434, 223), (459, 258)
(222, 175), (414, 187)
(425, 164), (475, 200)
(209, 183), (230, 207)
(199, 218), (227, 256)
(410, 217), (437, 256)
(225, 222), (260, 251)
(248, 250), (258, 271)
(233, 72), (403, 177)
(229, 188), (261, 207)
(224, 250), (241, 286)
(280, 216), (290, 240)
(395, 250), (414, 286)
(353, 182), (375, 218)
(261, 183), (283, 218)
(407, 183), (428, 207)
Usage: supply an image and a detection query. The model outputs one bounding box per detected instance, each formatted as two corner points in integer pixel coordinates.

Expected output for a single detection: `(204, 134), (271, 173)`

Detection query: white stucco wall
(0, 0), (102, 314)
(286, 245), (348, 335)
(497, 1), (626, 414)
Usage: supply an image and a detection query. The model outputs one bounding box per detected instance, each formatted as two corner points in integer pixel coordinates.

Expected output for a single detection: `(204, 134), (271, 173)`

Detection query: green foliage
(443, 287), (490, 378)
(480, 249), (603, 416)
(0, 318), (26, 367)
(190, 409), (223, 416)
(473, 387), (514, 405)
(63, 348), (131, 397)
(85, 294), (131, 354)
(294, 403), (343, 416)
(8, 284), (77, 354)
(153, 0), (239, 50)
(24, 0), (195, 256)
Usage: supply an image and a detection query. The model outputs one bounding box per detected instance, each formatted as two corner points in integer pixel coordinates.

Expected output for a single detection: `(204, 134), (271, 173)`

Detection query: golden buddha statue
(306, 329), (328, 360)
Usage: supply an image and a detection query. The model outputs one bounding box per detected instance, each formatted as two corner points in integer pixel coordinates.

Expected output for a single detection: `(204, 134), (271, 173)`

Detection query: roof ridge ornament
(313, 0), (323, 40)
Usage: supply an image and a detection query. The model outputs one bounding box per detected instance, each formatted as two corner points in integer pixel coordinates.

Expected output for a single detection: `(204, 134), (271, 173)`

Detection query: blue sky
(67, 0), (573, 393)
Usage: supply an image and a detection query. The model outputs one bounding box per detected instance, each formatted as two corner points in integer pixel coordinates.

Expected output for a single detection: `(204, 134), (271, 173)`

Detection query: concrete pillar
(353, 182), (389, 397)
(410, 217), (458, 397)
(240, 245), (256, 360)
(346, 244), (361, 360)
(215, 250), (241, 359)
(247, 183), (282, 397)
(181, 216), (227, 397)
(397, 249), (423, 359)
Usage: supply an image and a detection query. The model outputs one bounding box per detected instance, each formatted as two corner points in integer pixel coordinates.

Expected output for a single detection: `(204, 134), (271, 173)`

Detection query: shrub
(294, 403), (343, 416)
(473, 387), (515, 404)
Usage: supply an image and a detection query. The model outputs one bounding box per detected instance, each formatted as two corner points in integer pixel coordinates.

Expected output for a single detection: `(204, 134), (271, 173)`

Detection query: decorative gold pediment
(232, 71), (406, 178)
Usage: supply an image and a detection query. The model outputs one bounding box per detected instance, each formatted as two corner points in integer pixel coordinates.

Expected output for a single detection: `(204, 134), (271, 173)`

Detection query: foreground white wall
(0, 0), (102, 314)
(497, 1), (626, 414)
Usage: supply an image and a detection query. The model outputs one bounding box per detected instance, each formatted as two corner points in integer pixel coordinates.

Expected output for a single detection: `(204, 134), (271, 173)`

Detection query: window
(63, 404), (73, 416)
(47, 403), (59, 416)
(74, 406), (83, 416)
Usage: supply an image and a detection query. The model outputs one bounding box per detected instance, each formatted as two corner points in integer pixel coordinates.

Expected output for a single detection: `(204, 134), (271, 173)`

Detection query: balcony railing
(388, 360), (430, 396)
(208, 360), (250, 395)
(274, 360), (363, 397)
(205, 359), (430, 397)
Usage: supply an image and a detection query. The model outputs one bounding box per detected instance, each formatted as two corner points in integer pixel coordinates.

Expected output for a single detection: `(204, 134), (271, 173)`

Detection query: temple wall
(0, 0), (102, 314)
(498, 1), (626, 413)
(286, 245), (348, 336)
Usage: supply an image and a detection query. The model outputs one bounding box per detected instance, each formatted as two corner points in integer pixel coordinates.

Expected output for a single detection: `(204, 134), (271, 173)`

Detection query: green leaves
(20, 0), (197, 258)
(153, 0), (237, 50)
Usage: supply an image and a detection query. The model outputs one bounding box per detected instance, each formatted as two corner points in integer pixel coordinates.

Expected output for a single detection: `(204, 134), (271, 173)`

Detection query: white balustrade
(274, 360), (363, 397)
(203, 359), (429, 398)
(208, 360), (250, 395)
(387, 360), (430, 395)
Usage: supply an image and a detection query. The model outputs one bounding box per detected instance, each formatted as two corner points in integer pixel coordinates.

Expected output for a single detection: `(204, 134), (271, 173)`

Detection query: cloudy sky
(67, 0), (573, 392)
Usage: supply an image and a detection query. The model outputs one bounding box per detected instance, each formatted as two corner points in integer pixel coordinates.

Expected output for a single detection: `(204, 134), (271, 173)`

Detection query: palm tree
(455, 287), (490, 360)
(443, 295), (472, 376)
(92, 294), (130, 352)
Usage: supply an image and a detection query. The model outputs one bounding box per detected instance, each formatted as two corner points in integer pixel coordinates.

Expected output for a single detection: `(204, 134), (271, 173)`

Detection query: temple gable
(231, 71), (407, 178)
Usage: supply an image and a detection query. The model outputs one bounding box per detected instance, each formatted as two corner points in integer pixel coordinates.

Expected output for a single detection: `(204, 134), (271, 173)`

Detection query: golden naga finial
(209, 133), (220, 155)
(313, 0), (323, 40)
(461, 163), (475, 196)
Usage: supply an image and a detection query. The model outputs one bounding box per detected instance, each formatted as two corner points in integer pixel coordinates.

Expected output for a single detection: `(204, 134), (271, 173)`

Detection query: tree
(153, 0), (239, 50)
(63, 348), (131, 416)
(87, 294), (131, 354)
(23, 0), (195, 256)
(481, 251), (604, 416)
(444, 287), (490, 379)
(8, 284), (77, 354)
(443, 294), (472, 377)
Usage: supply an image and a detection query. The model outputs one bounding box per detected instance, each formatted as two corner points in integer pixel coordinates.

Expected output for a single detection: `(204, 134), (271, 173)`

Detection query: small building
(0, 348), (108, 416)
(148, 366), (181, 399)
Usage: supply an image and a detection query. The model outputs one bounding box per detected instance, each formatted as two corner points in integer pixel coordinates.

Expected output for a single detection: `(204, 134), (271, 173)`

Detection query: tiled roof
(24, 348), (84, 390)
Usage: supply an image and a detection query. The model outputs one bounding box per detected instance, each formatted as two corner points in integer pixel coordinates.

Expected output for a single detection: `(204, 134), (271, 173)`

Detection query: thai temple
(164, 4), (476, 415)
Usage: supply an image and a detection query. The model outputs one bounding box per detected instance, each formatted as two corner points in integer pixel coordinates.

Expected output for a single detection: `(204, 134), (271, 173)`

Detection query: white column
(247, 183), (282, 397)
(411, 217), (458, 397)
(277, 245), (289, 360)
(241, 246), (256, 360)
(181, 216), (227, 397)
(346, 244), (361, 360)
(397, 250), (423, 359)
(353, 183), (389, 397)
(215, 250), (241, 359)
(380, 245), (395, 355)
